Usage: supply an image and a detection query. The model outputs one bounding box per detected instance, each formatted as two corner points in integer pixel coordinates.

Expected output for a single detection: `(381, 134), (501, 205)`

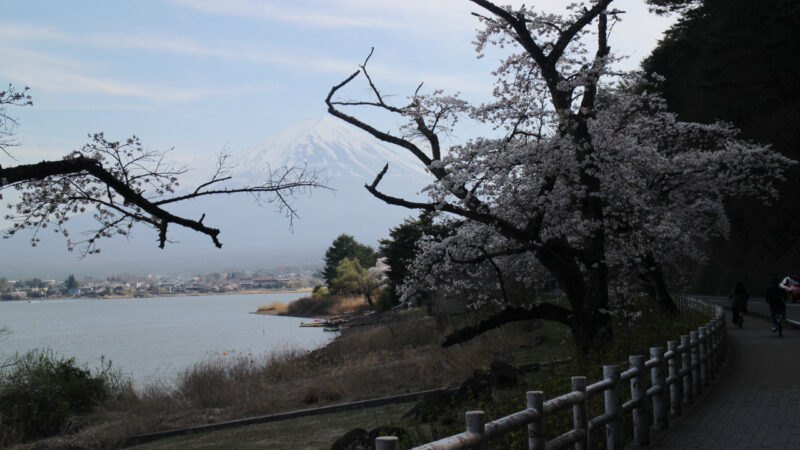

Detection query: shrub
(375, 288), (397, 312)
(0, 349), (127, 444)
(286, 295), (338, 316)
(283, 294), (369, 317)
(312, 285), (329, 298)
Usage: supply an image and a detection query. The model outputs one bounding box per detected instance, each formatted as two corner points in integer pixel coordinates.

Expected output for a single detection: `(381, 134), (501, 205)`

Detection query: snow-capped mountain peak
(235, 116), (430, 185)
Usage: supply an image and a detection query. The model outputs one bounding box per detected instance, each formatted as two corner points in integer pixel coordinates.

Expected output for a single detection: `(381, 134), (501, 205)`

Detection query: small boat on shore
(299, 316), (349, 329)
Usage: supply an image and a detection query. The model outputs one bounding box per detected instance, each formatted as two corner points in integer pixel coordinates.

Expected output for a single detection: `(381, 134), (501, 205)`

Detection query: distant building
(1, 291), (27, 300)
(240, 277), (281, 288)
(252, 277), (279, 288)
(159, 282), (181, 293)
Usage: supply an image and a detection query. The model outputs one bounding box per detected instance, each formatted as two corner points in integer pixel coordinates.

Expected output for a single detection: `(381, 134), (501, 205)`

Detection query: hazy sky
(0, 1), (677, 279)
(2, 0), (675, 165)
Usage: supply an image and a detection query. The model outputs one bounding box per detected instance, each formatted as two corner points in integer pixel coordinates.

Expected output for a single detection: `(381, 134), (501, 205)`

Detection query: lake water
(0, 293), (333, 387)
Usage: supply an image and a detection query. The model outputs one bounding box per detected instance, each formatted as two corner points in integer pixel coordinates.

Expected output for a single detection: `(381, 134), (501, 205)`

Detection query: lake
(0, 292), (332, 387)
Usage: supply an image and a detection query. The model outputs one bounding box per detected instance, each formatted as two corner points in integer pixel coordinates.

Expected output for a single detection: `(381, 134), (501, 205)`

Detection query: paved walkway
(646, 311), (800, 449)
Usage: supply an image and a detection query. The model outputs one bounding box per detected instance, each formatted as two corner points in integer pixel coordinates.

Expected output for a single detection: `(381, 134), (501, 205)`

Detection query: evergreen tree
(643, 0), (800, 291)
(329, 257), (378, 306)
(24, 278), (44, 289)
(322, 234), (377, 285)
(64, 274), (79, 291)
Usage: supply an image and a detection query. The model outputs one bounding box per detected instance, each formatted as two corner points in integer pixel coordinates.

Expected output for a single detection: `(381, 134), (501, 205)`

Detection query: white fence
(375, 295), (726, 450)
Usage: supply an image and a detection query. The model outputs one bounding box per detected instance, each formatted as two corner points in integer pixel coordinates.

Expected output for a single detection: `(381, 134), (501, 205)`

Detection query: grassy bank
(7, 297), (710, 449)
(11, 306), (571, 449)
(128, 402), (415, 450)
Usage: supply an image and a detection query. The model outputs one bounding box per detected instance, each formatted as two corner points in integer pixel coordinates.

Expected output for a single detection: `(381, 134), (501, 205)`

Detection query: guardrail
(375, 295), (726, 450)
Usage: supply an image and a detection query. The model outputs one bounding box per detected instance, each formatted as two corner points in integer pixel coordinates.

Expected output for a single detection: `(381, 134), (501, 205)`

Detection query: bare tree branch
(1, 134), (326, 254)
(469, 0), (613, 111)
(549, 1), (613, 65)
(1, 156), (225, 248)
(579, 12), (611, 111)
(325, 61), (438, 172)
(442, 303), (572, 347)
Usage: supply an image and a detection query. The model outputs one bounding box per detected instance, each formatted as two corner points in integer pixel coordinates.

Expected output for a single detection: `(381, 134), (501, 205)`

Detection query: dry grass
(328, 295), (370, 316)
(16, 298), (710, 449)
(255, 301), (288, 314)
(126, 402), (415, 450)
(282, 294), (370, 318)
(18, 308), (570, 449)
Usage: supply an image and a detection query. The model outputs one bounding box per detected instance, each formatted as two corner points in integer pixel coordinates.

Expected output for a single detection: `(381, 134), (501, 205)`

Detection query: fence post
(375, 436), (399, 450)
(712, 320), (720, 376)
(690, 330), (702, 395)
(527, 391), (545, 450)
(603, 365), (623, 449)
(707, 321), (717, 379)
(650, 347), (668, 429)
(660, 344), (671, 417)
(698, 326), (709, 386)
(572, 376), (589, 450)
(715, 315), (724, 369)
(680, 334), (693, 405)
(667, 340), (682, 417)
(719, 310), (728, 362)
(466, 411), (486, 450)
(629, 355), (649, 445)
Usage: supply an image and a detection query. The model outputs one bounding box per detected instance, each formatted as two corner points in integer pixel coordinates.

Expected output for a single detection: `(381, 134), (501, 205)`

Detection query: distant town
(0, 267), (323, 300)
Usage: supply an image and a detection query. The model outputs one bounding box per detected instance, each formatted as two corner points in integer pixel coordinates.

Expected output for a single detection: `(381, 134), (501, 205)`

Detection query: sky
(0, 0), (677, 279)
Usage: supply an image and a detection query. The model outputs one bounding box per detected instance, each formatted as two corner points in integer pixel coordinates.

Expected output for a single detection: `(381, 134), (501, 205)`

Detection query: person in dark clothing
(729, 281), (749, 328)
(765, 278), (787, 332)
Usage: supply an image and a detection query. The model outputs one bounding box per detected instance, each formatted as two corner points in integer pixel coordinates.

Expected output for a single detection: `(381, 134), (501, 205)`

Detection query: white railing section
(375, 295), (726, 450)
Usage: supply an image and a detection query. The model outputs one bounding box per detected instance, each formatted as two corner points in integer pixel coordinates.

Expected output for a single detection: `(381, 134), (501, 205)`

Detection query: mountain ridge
(233, 116), (430, 187)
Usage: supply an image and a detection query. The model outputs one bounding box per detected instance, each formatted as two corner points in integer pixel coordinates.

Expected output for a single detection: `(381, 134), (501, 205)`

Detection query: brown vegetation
(18, 308), (565, 449)
(14, 300), (709, 449)
(255, 294), (370, 318)
(254, 300), (289, 315)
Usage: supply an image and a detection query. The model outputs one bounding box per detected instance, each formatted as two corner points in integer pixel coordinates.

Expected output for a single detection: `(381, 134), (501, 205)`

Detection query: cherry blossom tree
(326, 0), (792, 352)
(1, 86), (325, 256)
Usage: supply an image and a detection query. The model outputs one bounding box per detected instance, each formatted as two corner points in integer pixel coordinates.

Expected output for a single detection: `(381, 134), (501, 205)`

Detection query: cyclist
(766, 277), (787, 332)
(728, 281), (749, 328)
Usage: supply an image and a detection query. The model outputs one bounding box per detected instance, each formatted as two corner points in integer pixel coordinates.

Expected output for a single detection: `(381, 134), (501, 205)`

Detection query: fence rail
(378, 294), (726, 450)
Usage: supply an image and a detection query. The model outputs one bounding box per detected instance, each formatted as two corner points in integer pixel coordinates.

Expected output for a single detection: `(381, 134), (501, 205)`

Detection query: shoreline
(2, 287), (313, 302)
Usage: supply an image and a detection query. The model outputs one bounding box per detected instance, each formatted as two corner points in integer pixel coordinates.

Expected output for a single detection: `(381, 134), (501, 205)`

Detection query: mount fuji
(208, 115), (434, 263)
(161, 115), (436, 271)
(234, 116), (430, 187)
(0, 117), (435, 279)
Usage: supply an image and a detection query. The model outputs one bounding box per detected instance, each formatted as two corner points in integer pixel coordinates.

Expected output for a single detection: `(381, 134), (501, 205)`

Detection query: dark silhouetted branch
(443, 303), (572, 347)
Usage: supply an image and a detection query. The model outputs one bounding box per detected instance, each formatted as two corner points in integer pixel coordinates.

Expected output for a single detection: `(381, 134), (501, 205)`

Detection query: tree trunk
(570, 267), (614, 355)
(643, 253), (679, 315)
(538, 245), (614, 354)
(570, 290), (614, 355)
(363, 289), (374, 308)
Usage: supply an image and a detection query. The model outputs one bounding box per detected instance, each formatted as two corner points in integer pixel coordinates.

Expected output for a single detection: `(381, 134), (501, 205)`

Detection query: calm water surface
(0, 293), (332, 386)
